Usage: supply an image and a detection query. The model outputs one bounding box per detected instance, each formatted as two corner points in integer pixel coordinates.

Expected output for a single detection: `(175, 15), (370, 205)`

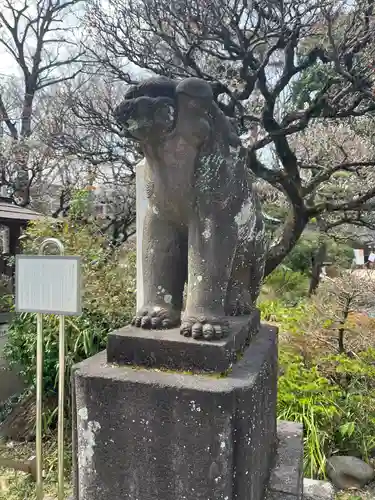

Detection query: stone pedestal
(107, 311), (260, 373)
(72, 314), (304, 500)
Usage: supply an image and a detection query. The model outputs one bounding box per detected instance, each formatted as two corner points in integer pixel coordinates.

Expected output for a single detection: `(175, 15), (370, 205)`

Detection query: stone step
(267, 420), (304, 500)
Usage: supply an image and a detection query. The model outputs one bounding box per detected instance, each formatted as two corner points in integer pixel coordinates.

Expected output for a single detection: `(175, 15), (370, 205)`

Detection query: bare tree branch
(0, 0), (85, 204)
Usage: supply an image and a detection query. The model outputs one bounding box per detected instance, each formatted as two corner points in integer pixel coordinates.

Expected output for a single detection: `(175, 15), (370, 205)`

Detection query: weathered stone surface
(115, 76), (266, 340)
(326, 455), (375, 489)
(268, 420), (304, 499)
(72, 325), (277, 500)
(135, 157), (147, 310)
(303, 478), (335, 499)
(107, 311), (260, 373)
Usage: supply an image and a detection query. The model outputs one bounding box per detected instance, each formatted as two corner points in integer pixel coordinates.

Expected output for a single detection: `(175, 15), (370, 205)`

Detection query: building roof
(0, 201), (41, 222)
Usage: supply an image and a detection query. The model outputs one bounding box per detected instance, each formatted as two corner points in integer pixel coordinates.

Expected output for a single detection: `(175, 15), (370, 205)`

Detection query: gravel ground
(336, 482), (375, 499)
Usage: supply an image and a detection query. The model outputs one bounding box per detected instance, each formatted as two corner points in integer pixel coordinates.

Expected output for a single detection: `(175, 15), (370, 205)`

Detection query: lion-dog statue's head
(115, 76), (241, 157)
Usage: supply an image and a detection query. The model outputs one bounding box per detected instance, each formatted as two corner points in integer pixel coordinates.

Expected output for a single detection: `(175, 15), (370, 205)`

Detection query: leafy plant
(260, 279), (375, 479)
(4, 192), (136, 431)
(274, 299), (375, 478)
(262, 267), (310, 304)
(259, 298), (308, 334)
(278, 350), (341, 478)
(284, 231), (353, 275)
(278, 347), (375, 478)
(322, 351), (375, 460)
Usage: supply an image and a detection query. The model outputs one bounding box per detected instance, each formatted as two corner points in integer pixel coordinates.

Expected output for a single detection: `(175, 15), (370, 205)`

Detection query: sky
(0, 52), (13, 77)
(0, 0), (85, 78)
(0, 0), (276, 168)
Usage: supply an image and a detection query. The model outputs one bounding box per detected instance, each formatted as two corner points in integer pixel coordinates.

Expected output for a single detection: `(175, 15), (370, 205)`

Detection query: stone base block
(72, 324), (277, 500)
(267, 421), (304, 500)
(107, 310), (260, 373)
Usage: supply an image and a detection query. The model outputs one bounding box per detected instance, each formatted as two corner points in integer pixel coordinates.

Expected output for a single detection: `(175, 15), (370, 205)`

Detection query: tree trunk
(308, 241), (327, 296)
(264, 206), (308, 277)
(338, 327), (345, 354)
(14, 90), (35, 206)
(338, 301), (350, 354)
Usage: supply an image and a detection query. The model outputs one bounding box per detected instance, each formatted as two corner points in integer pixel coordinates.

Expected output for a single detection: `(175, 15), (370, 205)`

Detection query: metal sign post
(36, 311), (43, 499)
(15, 238), (82, 500)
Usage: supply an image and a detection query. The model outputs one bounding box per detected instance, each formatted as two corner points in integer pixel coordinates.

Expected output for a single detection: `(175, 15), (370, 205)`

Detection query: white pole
(57, 313), (65, 500)
(37, 238), (66, 500)
(36, 312), (44, 500)
(57, 242), (65, 500)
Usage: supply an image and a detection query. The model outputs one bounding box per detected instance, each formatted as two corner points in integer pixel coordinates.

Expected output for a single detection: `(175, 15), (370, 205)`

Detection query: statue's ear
(175, 78), (213, 107)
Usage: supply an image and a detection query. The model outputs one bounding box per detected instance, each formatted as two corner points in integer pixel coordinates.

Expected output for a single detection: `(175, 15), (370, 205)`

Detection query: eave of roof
(0, 202), (41, 222)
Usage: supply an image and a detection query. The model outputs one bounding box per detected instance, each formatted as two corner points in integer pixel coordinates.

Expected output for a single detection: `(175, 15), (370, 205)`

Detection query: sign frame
(15, 254), (82, 316)
(14, 238), (81, 500)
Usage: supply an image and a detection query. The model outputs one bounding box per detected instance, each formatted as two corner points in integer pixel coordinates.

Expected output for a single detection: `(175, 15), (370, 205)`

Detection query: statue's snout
(114, 100), (135, 129)
(115, 95), (176, 140)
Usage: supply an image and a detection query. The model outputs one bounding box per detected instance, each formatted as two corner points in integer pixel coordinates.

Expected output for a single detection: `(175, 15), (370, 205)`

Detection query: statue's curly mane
(124, 77), (177, 101)
(118, 77), (241, 148)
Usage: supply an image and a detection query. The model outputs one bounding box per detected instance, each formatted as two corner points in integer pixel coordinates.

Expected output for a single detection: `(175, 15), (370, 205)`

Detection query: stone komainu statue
(115, 77), (266, 341)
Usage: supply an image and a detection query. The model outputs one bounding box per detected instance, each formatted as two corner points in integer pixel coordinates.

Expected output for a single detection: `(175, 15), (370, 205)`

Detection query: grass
(0, 439), (71, 500)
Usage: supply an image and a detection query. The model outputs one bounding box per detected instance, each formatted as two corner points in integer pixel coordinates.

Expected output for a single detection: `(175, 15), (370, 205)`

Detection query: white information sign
(353, 249), (365, 266)
(15, 255), (81, 315)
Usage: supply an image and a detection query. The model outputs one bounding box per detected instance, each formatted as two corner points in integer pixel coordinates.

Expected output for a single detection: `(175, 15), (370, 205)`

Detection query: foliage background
(4, 191), (136, 415)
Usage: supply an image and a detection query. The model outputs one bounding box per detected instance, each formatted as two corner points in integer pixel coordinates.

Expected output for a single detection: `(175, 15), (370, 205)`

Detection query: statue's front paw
(132, 305), (181, 329)
(180, 315), (230, 341)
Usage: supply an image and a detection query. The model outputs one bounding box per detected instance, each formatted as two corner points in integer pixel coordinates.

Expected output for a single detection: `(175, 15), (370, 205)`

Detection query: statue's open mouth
(115, 96), (177, 139)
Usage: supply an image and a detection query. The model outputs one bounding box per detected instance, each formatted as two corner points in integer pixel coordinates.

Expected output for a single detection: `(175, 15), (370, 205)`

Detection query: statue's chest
(144, 163), (194, 223)
(144, 137), (198, 208)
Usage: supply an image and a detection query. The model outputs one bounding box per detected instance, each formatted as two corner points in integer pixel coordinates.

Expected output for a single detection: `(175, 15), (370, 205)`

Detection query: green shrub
(274, 301), (375, 479)
(5, 308), (133, 398)
(278, 348), (375, 478)
(278, 350), (340, 478)
(322, 351), (375, 461)
(262, 267), (309, 303)
(4, 196), (136, 428)
(284, 231), (353, 274)
(259, 298), (308, 333)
